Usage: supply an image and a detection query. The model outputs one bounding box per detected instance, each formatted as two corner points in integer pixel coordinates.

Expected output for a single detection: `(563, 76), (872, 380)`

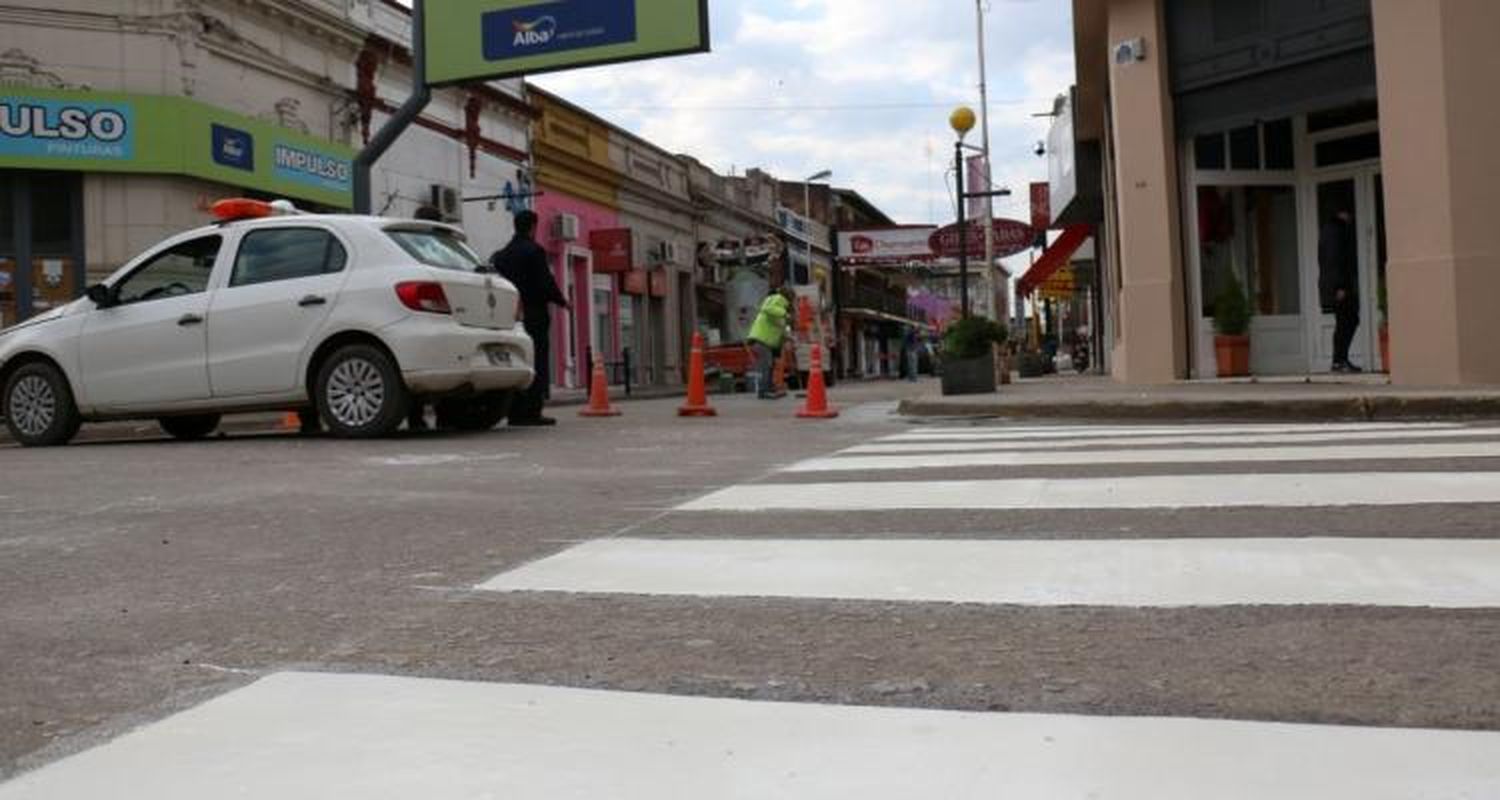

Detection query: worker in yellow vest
(747, 287), (795, 399)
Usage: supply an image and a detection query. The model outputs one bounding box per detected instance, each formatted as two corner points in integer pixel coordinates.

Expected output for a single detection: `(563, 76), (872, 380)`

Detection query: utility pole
(975, 0), (996, 318)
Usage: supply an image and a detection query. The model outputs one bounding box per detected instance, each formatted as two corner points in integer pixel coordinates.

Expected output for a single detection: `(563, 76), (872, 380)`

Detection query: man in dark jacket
(1318, 208), (1362, 373)
(492, 210), (568, 426)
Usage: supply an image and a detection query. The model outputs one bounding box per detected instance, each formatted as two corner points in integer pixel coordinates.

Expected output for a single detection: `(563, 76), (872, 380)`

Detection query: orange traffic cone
(579, 352), (622, 417)
(796, 344), (839, 419)
(679, 332), (718, 417)
(281, 411), (302, 431)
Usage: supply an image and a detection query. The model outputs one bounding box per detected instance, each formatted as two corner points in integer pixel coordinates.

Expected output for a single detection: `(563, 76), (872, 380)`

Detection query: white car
(0, 199), (534, 446)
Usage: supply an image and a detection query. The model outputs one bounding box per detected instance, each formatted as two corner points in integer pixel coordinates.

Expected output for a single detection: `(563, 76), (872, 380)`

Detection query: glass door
(0, 175), (15, 328)
(1306, 173), (1379, 372)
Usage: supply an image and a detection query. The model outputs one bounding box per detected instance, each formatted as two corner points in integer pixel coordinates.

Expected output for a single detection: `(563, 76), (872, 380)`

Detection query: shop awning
(843, 307), (933, 331)
(1017, 225), (1092, 296)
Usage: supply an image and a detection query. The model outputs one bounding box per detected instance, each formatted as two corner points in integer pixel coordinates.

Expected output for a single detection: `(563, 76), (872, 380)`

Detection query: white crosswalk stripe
(476, 536), (1500, 608)
(787, 441), (1500, 472)
(886, 422), (1462, 440)
(679, 471), (1500, 511)
(846, 425), (1500, 453)
(1, 672), (1496, 800)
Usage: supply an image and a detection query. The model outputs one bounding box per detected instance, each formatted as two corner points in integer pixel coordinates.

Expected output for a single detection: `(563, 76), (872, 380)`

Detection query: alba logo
(512, 16), (557, 47)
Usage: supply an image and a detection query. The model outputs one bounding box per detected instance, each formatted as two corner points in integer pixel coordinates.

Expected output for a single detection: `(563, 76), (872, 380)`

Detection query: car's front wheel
(315, 344), (410, 439)
(3, 361), (82, 447)
(435, 391), (514, 432)
(159, 414), (222, 441)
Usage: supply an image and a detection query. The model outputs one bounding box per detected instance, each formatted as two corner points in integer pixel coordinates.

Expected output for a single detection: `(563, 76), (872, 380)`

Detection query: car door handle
(178, 314), (204, 327)
(298, 295), (327, 307)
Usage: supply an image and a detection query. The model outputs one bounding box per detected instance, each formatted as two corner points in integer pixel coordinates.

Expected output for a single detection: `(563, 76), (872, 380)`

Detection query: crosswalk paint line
(887, 422), (1462, 442)
(847, 427), (1500, 454)
(3, 671), (1496, 799)
(678, 472), (1500, 511)
(475, 537), (1500, 608)
(790, 441), (1500, 473)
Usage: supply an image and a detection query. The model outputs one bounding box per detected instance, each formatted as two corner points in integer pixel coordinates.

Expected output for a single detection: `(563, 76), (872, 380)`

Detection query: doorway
(1, 170), (85, 328)
(1305, 171), (1383, 372)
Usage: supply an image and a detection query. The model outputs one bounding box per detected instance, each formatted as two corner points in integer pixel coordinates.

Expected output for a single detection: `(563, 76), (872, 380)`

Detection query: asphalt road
(3, 380), (1499, 784)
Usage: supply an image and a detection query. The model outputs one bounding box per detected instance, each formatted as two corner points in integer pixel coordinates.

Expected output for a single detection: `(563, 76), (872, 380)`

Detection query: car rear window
(386, 228), (483, 272)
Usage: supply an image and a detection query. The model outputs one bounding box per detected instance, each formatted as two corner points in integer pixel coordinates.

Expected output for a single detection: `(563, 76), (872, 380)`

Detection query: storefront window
(1198, 185), (1300, 318)
(0, 178), (13, 327)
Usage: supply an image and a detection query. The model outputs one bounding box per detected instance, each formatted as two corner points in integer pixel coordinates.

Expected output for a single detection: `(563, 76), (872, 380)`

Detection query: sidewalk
(898, 374), (1500, 421)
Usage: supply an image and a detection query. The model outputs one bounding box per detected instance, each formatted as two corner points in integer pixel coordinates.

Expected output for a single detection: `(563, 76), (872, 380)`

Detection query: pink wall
(533, 191), (620, 388)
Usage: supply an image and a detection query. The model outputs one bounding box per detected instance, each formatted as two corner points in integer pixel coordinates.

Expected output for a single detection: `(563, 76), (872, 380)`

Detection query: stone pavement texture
(899, 374), (1500, 420)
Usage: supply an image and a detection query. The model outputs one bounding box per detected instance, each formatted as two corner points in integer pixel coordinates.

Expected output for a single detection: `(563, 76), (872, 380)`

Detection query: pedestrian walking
(1319, 206), (1362, 373)
(902, 325), (920, 382)
(747, 288), (794, 399)
(492, 210), (569, 426)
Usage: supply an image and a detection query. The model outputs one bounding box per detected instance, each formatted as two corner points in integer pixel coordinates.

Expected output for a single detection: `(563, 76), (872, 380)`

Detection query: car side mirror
(85, 283), (116, 308)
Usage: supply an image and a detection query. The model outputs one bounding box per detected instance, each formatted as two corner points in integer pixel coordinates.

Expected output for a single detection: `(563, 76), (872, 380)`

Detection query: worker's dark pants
(512, 318), (551, 421)
(1332, 297), (1360, 366)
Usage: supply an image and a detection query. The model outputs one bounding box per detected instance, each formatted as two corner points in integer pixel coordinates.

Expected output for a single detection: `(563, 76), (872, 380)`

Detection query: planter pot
(941, 354), (998, 396)
(1214, 334), (1250, 377)
(1379, 323), (1390, 374)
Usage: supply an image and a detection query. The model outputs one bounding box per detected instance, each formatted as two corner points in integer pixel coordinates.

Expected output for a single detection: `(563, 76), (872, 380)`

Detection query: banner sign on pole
(425, 0), (711, 87)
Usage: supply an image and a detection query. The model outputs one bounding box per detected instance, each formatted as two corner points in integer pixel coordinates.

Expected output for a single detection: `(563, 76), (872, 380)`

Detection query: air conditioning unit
(660, 241), (681, 265)
(429, 184), (461, 221)
(551, 213), (580, 242)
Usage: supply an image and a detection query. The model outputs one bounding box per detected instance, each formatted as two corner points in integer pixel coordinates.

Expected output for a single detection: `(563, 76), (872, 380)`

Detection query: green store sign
(425, 0), (709, 87)
(0, 89), (355, 209)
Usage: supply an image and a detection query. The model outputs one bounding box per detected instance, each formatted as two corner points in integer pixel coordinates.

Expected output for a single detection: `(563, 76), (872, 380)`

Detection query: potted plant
(1377, 280), (1390, 374)
(940, 316), (1007, 395)
(1212, 271), (1251, 377)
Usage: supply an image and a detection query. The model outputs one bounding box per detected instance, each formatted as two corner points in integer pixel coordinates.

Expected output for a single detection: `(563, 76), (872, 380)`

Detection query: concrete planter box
(941, 354), (998, 396)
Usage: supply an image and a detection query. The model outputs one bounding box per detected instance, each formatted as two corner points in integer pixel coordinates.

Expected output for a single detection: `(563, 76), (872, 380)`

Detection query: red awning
(1017, 225), (1092, 296)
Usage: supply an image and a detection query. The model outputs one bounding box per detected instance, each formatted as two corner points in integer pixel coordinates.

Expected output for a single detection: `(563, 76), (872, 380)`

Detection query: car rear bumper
(382, 316), (536, 396)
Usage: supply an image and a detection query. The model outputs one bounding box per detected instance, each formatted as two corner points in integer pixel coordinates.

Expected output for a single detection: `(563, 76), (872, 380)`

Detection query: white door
(206, 227), (349, 398)
(1305, 173), (1380, 372)
(78, 235), (223, 409)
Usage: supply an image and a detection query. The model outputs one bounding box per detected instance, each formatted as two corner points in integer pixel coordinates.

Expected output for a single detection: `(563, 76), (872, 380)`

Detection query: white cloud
(531, 0), (1075, 225)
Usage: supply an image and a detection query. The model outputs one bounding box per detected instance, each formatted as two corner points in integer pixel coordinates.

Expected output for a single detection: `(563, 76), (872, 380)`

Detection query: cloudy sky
(526, 0), (1076, 226)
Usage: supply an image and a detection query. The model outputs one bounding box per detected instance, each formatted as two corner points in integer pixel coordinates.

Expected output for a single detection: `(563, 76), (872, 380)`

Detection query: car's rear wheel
(158, 414), (222, 441)
(4, 362), (82, 447)
(435, 391), (514, 432)
(315, 344), (409, 439)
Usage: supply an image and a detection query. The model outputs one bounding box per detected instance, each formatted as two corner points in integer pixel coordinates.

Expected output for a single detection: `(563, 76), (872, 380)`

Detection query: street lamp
(803, 169), (831, 286)
(950, 107), (976, 318)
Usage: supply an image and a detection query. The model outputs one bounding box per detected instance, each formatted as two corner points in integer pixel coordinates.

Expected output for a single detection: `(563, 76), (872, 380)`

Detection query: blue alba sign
(482, 0), (638, 61)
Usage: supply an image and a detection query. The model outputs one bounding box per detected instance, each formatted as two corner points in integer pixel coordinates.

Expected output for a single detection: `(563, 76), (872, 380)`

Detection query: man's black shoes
(509, 416), (558, 427)
(1332, 361), (1365, 374)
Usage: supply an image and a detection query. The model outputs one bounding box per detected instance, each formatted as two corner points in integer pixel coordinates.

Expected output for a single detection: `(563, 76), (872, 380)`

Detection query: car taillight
(395, 281), (451, 314)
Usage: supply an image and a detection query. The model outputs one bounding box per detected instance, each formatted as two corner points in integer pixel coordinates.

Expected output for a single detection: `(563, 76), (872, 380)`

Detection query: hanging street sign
(425, 0), (711, 87)
(928, 218), (1035, 260)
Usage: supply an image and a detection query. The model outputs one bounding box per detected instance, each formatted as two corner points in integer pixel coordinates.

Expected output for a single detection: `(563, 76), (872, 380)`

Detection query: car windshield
(386, 228), (483, 272)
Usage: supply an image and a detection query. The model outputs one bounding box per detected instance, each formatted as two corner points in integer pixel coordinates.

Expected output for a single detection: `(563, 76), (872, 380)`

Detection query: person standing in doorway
(1319, 206), (1362, 373)
(493, 210), (569, 426)
(747, 287), (794, 399)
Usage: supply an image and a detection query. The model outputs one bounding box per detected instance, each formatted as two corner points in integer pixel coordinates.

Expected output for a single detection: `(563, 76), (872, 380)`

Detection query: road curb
(897, 395), (1500, 422)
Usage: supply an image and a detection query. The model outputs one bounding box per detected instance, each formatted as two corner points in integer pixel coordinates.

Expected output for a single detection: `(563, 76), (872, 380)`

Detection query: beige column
(1106, 0), (1187, 383)
(1374, 0), (1500, 385)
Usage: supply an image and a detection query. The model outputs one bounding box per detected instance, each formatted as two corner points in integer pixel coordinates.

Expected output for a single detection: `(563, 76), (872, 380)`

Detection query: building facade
(682, 159), (781, 346)
(1064, 0), (1500, 384)
(0, 0), (532, 329)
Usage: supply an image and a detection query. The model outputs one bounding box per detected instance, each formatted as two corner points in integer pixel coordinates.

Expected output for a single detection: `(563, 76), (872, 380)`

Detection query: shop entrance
(1, 170), (85, 328)
(1305, 171), (1384, 373)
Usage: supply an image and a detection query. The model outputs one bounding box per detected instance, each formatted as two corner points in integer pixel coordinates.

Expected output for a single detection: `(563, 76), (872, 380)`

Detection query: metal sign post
(353, 0), (430, 214)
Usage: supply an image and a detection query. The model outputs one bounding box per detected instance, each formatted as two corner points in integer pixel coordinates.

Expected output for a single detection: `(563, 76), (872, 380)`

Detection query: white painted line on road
(678, 472), (1500, 512)
(477, 537), (1500, 608)
(889, 422), (1461, 442)
(3, 672), (1496, 800)
(791, 441), (1500, 473)
(848, 427), (1500, 454)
